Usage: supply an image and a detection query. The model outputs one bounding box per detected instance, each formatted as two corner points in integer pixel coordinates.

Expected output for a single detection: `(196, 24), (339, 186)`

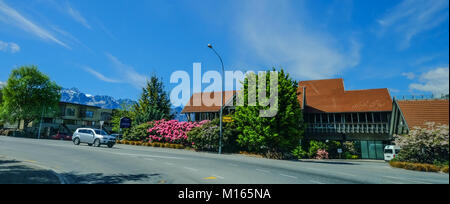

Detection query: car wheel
(94, 139), (101, 147)
(88, 143), (92, 146)
(107, 143), (114, 148)
(73, 138), (80, 145)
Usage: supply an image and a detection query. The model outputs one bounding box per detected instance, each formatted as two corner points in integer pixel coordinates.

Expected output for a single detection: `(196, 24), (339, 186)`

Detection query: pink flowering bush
(148, 119), (209, 145)
(315, 149), (329, 160)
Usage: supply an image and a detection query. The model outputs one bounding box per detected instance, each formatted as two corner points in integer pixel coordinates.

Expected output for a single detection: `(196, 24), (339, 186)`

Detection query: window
(101, 112), (111, 121)
(352, 113), (358, 123)
(66, 108), (75, 116)
(373, 112), (381, 123)
(345, 114), (352, 123)
(85, 111), (94, 118)
(335, 114), (342, 123)
(384, 149), (393, 154)
(358, 113), (366, 123)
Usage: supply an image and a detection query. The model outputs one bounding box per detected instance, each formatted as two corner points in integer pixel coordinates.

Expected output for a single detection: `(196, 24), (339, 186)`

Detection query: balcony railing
(306, 123), (390, 134)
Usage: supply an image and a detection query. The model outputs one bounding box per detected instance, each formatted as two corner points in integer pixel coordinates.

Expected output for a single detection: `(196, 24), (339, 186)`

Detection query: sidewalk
(0, 156), (62, 184)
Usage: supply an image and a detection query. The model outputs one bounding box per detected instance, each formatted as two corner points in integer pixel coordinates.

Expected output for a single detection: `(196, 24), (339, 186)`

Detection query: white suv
(73, 128), (116, 148)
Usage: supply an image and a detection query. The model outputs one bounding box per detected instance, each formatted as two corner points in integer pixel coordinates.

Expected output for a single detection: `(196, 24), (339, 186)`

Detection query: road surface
(0, 136), (448, 184)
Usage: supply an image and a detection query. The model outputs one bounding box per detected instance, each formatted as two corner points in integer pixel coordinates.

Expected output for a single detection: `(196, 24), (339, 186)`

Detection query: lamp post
(208, 44), (224, 155)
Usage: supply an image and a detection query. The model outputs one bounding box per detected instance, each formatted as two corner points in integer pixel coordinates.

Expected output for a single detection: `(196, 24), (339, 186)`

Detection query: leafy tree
(234, 69), (305, 156)
(0, 66), (61, 127)
(111, 103), (135, 133)
(133, 75), (173, 124)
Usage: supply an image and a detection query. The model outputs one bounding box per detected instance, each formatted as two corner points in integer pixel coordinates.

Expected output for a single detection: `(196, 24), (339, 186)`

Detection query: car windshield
(384, 149), (393, 154)
(94, 130), (108, 135)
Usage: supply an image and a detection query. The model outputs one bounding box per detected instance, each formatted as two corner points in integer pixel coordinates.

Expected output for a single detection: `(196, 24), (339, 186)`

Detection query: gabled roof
(397, 99), (449, 129)
(298, 78), (393, 113)
(181, 91), (237, 113)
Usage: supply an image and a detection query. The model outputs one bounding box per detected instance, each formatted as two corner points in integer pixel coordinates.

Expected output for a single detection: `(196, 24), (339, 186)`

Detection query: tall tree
(234, 69), (304, 155)
(133, 75), (173, 124)
(0, 66), (61, 127)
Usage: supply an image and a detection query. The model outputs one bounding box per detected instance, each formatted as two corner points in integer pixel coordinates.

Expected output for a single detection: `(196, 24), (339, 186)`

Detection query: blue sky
(0, 0), (449, 102)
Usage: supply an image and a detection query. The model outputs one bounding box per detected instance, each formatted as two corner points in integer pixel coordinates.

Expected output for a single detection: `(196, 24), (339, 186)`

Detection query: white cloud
(106, 53), (147, 89)
(66, 3), (91, 29)
(409, 67), (449, 97)
(378, 0), (449, 49)
(232, 0), (361, 80)
(83, 66), (121, 83)
(0, 40), (20, 53)
(0, 0), (69, 49)
(402, 72), (416, 80)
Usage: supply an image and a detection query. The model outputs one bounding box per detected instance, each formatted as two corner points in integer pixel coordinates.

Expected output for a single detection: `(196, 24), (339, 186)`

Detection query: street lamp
(208, 44), (224, 155)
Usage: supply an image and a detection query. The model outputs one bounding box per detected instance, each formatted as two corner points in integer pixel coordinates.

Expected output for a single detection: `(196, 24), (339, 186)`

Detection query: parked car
(72, 128), (116, 148)
(384, 145), (401, 161)
(51, 132), (72, 141)
(110, 134), (122, 140)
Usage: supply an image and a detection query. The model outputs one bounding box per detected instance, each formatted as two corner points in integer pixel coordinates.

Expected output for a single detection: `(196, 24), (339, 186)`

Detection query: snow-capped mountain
(60, 87), (136, 109)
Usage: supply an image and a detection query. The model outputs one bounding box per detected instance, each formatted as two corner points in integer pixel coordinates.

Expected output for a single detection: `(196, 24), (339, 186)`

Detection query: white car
(72, 128), (116, 148)
(384, 145), (401, 161)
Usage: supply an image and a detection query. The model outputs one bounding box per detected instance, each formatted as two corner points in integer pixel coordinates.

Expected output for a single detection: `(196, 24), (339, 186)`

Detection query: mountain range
(60, 87), (136, 109)
(60, 87), (187, 121)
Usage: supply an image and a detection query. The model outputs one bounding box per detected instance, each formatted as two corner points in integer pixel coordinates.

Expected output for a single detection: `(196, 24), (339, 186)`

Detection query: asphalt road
(0, 136), (448, 184)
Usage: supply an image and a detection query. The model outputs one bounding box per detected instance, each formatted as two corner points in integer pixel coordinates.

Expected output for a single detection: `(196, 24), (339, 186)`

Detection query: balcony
(307, 123), (390, 134)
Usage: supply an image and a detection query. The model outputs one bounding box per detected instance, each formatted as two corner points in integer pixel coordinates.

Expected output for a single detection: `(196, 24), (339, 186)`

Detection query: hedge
(390, 161), (448, 173)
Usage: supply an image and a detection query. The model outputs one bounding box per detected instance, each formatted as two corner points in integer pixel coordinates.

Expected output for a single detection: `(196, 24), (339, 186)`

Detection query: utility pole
(208, 44), (225, 155)
(37, 106), (44, 139)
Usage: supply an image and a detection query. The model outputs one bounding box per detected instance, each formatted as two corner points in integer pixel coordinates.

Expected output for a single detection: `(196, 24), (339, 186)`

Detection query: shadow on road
(61, 172), (164, 184)
(0, 159), (60, 184)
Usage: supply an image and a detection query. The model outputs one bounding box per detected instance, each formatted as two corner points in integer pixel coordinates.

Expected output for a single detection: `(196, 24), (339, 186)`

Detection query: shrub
(442, 166), (449, 174)
(292, 145), (308, 159)
(151, 143), (158, 147)
(123, 122), (154, 142)
(164, 143), (170, 148)
(148, 119), (208, 145)
(308, 141), (327, 158)
(390, 161), (441, 172)
(169, 144), (176, 149)
(395, 122), (449, 164)
(315, 149), (329, 160)
(187, 118), (240, 153)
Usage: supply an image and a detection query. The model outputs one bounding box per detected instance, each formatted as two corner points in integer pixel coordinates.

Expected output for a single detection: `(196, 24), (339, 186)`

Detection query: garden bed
(389, 161), (449, 174)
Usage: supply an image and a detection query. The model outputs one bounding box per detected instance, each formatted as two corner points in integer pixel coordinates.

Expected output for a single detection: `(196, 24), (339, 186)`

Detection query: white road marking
(183, 166), (199, 172)
(212, 175), (225, 179)
(144, 158), (154, 161)
(164, 162), (174, 166)
(228, 163), (238, 167)
(255, 169), (271, 174)
(309, 180), (325, 184)
(280, 174), (298, 179)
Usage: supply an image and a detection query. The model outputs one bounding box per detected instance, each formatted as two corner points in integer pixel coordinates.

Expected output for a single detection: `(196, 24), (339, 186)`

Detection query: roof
(60, 101), (101, 109)
(397, 99), (449, 129)
(298, 79), (393, 113)
(181, 91), (237, 113)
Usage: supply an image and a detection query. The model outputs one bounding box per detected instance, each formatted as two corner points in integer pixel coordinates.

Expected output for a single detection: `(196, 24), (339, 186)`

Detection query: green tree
(111, 103), (135, 133)
(234, 69), (304, 156)
(133, 75), (173, 124)
(0, 66), (61, 127)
